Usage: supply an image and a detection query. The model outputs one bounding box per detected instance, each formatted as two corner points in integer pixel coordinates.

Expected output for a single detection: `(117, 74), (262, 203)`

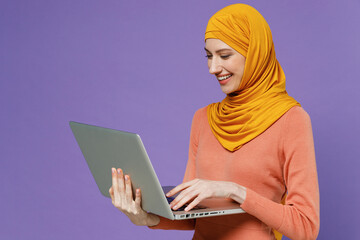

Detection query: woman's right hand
(109, 168), (160, 226)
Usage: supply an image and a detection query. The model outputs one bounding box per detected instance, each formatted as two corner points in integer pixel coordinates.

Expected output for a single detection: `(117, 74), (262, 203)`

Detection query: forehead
(205, 38), (234, 51)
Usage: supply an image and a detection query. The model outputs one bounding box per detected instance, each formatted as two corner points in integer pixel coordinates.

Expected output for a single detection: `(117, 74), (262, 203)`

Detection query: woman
(109, 4), (320, 240)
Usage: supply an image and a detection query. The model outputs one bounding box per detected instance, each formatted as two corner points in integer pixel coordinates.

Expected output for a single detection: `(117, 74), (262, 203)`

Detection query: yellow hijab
(205, 4), (300, 152)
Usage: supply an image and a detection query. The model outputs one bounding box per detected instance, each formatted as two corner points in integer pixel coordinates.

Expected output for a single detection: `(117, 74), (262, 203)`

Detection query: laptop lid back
(69, 121), (174, 219)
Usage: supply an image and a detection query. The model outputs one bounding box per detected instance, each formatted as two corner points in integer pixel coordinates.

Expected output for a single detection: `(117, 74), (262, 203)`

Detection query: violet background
(1, 0), (359, 239)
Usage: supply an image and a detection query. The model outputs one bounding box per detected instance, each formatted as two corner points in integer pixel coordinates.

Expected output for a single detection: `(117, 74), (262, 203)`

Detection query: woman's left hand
(166, 178), (246, 212)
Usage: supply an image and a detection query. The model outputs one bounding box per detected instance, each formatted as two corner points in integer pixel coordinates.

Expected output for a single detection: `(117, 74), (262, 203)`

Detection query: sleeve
(149, 108), (204, 230)
(240, 108), (320, 240)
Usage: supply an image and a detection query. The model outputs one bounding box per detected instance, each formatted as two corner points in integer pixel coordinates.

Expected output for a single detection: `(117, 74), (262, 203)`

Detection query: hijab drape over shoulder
(205, 4), (300, 152)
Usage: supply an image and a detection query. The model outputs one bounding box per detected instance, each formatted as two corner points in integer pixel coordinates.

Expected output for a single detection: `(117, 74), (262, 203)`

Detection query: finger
(135, 188), (141, 207)
(109, 186), (114, 203)
(172, 192), (198, 210)
(170, 185), (197, 207)
(117, 168), (125, 193)
(166, 183), (188, 197)
(184, 197), (202, 212)
(125, 175), (133, 202)
(166, 179), (198, 197)
(111, 168), (119, 194)
(111, 168), (121, 205)
(112, 168), (118, 190)
(109, 186), (114, 197)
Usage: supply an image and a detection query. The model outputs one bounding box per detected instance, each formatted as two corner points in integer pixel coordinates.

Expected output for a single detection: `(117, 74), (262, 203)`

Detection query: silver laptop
(69, 121), (245, 220)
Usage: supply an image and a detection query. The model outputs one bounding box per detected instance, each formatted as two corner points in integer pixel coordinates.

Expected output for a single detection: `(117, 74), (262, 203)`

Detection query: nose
(209, 58), (222, 75)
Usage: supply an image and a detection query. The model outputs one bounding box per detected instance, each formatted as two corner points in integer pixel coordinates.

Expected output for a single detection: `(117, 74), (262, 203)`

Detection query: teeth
(217, 74), (232, 81)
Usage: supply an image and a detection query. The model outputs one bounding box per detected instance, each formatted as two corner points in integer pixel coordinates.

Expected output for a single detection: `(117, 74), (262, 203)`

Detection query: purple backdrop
(1, 0), (359, 239)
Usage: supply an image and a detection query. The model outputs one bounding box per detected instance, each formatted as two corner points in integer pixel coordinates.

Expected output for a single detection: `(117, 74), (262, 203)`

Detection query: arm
(240, 108), (320, 240)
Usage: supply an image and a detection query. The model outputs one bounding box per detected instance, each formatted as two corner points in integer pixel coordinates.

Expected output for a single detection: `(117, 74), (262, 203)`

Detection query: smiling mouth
(217, 74), (232, 81)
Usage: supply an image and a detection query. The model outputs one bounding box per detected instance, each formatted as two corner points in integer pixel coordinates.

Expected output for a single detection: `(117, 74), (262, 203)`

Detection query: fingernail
(166, 192), (170, 197)
(112, 168), (115, 173)
(185, 207), (189, 211)
(173, 205), (178, 210)
(136, 189), (140, 194)
(125, 175), (129, 181)
(117, 169), (121, 174)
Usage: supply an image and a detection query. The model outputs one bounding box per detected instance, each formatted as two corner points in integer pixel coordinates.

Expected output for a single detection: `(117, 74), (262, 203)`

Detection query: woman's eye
(205, 55), (212, 59)
(221, 55), (231, 59)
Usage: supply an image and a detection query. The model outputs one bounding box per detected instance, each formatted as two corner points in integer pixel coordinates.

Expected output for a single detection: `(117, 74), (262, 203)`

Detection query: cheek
(232, 74), (242, 90)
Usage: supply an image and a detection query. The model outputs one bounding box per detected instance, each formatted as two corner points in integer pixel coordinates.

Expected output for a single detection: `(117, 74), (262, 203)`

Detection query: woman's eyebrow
(204, 47), (233, 54)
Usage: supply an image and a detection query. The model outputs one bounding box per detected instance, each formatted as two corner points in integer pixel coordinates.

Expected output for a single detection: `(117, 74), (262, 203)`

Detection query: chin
(221, 87), (235, 95)
(220, 81), (240, 95)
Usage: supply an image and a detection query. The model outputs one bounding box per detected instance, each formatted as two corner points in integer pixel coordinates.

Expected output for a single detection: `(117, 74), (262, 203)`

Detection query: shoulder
(192, 106), (208, 123)
(284, 106), (310, 119)
(282, 106), (312, 127)
(281, 106), (313, 142)
(189, 106), (209, 136)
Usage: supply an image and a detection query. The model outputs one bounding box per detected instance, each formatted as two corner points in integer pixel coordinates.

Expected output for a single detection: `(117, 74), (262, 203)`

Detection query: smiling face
(205, 39), (246, 95)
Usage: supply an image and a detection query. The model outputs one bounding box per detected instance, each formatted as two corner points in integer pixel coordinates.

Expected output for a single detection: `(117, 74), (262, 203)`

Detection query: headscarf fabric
(205, 4), (300, 152)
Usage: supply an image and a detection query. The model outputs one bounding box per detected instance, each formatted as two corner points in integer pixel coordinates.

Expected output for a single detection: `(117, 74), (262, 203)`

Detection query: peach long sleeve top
(150, 106), (320, 240)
